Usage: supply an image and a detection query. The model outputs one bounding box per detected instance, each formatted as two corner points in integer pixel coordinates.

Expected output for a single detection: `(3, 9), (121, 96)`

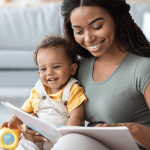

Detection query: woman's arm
(144, 82), (150, 109)
(67, 102), (84, 126)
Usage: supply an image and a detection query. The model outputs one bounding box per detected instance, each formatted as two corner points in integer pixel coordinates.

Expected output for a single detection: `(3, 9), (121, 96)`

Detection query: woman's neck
(95, 44), (127, 65)
(93, 46), (128, 82)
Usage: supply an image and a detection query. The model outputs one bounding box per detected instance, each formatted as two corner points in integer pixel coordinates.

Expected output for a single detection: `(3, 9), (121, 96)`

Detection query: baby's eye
(93, 25), (103, 30)
(41, 68), (46, 71)
(54, 66), (60, 69)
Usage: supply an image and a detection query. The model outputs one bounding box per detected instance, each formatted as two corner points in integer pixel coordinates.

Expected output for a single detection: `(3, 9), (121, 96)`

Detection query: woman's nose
(84, 31), (95, 43)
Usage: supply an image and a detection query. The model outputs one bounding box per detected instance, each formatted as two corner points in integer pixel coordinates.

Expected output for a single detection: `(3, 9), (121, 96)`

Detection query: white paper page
(1, 101), (61, 143)
(59, 126), (140, 150)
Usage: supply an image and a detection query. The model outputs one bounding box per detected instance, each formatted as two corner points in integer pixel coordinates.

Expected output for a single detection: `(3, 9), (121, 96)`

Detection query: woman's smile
(86, 40), (105, 52)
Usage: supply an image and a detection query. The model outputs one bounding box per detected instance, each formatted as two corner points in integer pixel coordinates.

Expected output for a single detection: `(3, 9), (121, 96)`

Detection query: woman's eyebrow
(89, 18), (104, 25)
(72, 25), (80, 28)
(71, 17), (104, 28)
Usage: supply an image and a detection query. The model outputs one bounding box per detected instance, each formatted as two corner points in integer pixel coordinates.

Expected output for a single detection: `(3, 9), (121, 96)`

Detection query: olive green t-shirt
(78, 52), (150, 150)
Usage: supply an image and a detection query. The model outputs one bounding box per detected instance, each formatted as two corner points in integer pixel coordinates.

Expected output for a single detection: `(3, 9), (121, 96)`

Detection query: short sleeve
(21, 87), (40, 113)
(135, 57), (150, 95)
(67, 84), (87, 113)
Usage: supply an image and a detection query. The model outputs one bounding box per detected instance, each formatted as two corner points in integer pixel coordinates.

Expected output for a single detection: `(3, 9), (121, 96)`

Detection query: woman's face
(70, 6), (118, 57)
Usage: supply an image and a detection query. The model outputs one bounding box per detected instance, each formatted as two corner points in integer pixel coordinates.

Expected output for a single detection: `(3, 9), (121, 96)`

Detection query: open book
(1, 101), (140, 150)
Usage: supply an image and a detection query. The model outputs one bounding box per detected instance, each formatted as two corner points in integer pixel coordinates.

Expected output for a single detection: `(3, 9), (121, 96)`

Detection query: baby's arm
(0, 114), (23, 130)
(66, 102), (84, 126)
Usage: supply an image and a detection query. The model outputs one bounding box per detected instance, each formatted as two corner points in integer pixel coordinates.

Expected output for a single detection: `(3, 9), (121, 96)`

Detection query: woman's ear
(71, 63), (78, 75)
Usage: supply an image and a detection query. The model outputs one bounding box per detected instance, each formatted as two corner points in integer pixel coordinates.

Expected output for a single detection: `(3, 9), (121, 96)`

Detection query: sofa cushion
(0, 50), (37, 69)
(0, 70), (39, 87)
(0, 2), (62, 50)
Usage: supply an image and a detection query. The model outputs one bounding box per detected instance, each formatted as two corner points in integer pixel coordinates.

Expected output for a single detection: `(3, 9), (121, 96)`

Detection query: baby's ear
(71, 63), (78, 75)
(38, 71), (40, 76)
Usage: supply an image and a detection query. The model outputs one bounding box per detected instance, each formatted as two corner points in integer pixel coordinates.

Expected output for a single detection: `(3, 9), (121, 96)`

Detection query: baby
(0, 35), (87, 150)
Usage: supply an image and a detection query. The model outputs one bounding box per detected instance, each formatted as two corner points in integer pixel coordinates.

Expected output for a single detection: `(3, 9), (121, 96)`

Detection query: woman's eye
(74, 30), (83, 34)
(93, 25), (102, 30)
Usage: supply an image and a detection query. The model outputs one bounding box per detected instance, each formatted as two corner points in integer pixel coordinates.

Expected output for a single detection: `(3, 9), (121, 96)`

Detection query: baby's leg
(15, 136), (41, 150)
(43, 142), (53, 150)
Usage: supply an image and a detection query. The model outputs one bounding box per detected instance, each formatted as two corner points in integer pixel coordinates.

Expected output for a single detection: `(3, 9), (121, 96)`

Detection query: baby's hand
(0, 122), (9, 129)
(0, 121), (21, 130)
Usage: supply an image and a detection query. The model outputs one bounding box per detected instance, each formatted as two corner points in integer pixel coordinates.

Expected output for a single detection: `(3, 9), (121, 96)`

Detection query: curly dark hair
(33, 34), (78, 66)
(61, 0), (150, 58)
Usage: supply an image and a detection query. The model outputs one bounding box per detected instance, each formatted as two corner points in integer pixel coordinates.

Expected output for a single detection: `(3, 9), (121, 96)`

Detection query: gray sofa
(0, 2), (63, 88)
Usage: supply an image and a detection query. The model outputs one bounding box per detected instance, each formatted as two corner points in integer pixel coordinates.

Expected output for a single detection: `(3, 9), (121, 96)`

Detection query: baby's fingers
(7, 122), (18, 129)
(0, 122), (9, 129)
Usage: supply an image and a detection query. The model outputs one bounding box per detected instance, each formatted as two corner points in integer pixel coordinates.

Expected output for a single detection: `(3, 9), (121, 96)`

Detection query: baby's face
(37, 46), (76, 94)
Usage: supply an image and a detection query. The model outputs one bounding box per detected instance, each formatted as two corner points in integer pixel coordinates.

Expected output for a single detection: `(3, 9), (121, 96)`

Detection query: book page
(59, 126), (140, 150)
(1, 101), (62, 143)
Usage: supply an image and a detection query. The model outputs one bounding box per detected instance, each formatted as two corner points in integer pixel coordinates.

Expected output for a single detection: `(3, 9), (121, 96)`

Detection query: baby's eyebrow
(53, 62), (63, 64)
(39, 65), (45, 68)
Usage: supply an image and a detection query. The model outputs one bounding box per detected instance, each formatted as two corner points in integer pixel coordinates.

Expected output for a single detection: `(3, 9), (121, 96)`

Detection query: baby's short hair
(33, 34), (77, 66)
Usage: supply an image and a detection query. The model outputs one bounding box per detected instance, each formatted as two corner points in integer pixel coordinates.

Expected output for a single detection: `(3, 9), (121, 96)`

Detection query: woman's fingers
(95, 123), (131, 127)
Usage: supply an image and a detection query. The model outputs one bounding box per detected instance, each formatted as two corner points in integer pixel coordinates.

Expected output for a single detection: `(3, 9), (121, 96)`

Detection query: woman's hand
(21, 124), (49, 143)
(96, 123), (150, 149)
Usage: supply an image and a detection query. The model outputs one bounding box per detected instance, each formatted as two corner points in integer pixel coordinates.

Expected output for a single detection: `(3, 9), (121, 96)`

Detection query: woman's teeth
(88, 40), (104, 50)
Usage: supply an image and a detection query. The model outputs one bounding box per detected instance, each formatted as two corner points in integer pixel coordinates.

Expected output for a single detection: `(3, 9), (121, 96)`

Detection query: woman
(22, 0), (150, 149)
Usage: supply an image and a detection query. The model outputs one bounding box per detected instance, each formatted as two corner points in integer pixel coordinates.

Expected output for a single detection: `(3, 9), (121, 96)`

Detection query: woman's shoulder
(134, 54), (150, 75)
(127, 52), (150, 67)
(129, 53), (150, 94)
(125, 52), (150, 67)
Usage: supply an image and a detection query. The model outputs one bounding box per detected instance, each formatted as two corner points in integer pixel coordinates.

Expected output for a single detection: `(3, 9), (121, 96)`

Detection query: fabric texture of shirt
(21, 80), (87, 114)
(78, 52), (150, 127)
